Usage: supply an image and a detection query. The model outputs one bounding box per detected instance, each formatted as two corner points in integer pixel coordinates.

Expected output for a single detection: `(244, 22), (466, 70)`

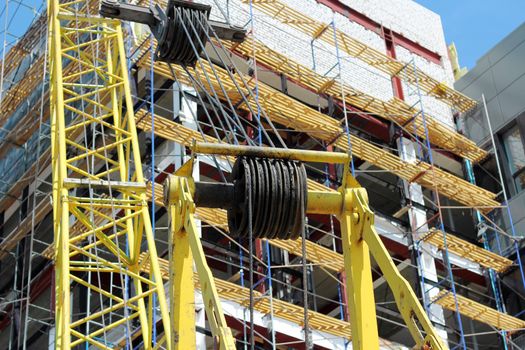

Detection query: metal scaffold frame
(0, 0), (524, 349)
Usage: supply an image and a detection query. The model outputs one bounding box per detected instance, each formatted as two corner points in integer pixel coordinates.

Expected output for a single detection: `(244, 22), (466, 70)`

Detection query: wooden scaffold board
(243, 0), (477, 113)
(434, 290), (525, 332)
(136, 53), (498, 212)
(422, 229), (513, 273)
(224, 38), (487, 163)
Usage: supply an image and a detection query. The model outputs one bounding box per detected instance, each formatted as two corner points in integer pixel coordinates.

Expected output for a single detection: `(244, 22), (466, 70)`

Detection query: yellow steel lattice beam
(48, 0), (171, 347)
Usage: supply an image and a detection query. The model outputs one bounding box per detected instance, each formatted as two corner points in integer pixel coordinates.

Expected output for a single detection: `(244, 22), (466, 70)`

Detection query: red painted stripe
(315, 0), (442, 65)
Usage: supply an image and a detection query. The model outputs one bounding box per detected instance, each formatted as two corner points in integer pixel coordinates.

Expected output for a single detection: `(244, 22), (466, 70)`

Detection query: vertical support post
(166, 175), (236, 350)
(398, 138), (449, 342)
(169, 204), (196, 349)
(339, 189), (379, 350)
(48, 0), (70, 345)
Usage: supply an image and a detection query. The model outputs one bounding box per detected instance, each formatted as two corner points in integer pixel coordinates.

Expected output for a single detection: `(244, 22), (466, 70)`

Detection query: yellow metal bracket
(165, 173), (236, 350)
(343, 183), (447, 350)
(182, 142), (448, 350)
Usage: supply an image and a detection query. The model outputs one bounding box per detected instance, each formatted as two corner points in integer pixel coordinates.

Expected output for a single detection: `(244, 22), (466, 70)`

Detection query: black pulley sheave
(155, 0), (210, 65)
(227, 157), (308, 240)
(101, 0), (246, 66)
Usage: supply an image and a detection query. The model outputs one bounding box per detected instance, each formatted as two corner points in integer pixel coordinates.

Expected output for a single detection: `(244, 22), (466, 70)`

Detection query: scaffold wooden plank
(223, 38), (487, 163)
(139, 253), (352, 339)
(265, 238), (344, 271)
(244, 0), (477, 113)
(422, 229), (513, 273)
(433, 290), (525, 332)
(137, 55), (499, 212)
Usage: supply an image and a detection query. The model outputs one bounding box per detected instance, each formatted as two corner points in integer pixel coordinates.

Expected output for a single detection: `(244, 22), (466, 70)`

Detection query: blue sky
(0, 0), (44, 54)
(415, 0), (524, 69)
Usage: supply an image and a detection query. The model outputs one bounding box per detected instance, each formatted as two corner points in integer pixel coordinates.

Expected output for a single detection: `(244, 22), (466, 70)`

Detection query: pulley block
(100, 0), (245, 65)
(167, 156), (308, 240)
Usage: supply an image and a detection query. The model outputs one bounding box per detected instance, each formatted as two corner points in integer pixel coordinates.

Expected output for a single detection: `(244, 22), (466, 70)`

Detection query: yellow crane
(164, 143), (447, 350)
(48, 0), (448, 348)
(48, 0), (171, 347)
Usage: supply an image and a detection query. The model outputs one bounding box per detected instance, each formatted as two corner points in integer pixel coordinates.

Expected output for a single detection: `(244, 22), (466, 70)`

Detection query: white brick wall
(396, 45), (455, 126)
(203, 0), (455, 127)
(339, 0), (449, 59)
(204, 0), (394, 101)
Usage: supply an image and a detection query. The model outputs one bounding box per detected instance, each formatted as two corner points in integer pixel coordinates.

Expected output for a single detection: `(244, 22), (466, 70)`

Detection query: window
(502, 125), (525, 193)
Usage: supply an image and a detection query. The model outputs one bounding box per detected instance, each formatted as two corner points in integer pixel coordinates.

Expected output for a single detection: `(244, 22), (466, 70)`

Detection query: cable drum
(156, 0), (210, 65)
(227, 157), (307, 240)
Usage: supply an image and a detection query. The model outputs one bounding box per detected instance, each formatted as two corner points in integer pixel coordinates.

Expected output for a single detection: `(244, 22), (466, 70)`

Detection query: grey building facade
(456, 22), (525, 254)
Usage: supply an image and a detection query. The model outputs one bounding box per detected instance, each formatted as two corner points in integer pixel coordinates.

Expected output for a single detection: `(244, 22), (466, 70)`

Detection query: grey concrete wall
(456, 22), (525, 145)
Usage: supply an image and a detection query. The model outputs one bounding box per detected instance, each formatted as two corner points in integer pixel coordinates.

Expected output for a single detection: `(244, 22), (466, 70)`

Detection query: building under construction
(0, 0), (524, 348)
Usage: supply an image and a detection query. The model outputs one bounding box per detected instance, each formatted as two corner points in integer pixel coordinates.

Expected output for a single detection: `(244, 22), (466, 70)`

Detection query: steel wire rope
(165, 15), (252, 148)
(177, 62), (286, 156)
(169, 7), (250, 141)
(203, 22), (307, 348)
(188, 13), (352, 348)
(247, 0), (268, 349)
(180, 64), (244, 146)
(200, 37), (287, 149)
(148, 0), (159, 342)
(175, 11), (280, 348)
(186, 21), (263, 144)
(190, 11), (287, 148)
(160, 7), (426, 348)
(175, 13), (280, 149)
(165, 64), (232, 183)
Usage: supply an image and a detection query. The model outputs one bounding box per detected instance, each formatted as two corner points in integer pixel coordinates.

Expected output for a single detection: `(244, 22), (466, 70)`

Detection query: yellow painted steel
(167, 143), (447, 349)
(169, 204), (196, 349)
(165, 172), (236, 350)
(338, 171), (379, 349)
(48, 0), (171, 348)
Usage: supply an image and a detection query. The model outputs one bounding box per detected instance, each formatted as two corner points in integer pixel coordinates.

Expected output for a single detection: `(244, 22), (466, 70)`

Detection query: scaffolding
(0, 0), (524, 349)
